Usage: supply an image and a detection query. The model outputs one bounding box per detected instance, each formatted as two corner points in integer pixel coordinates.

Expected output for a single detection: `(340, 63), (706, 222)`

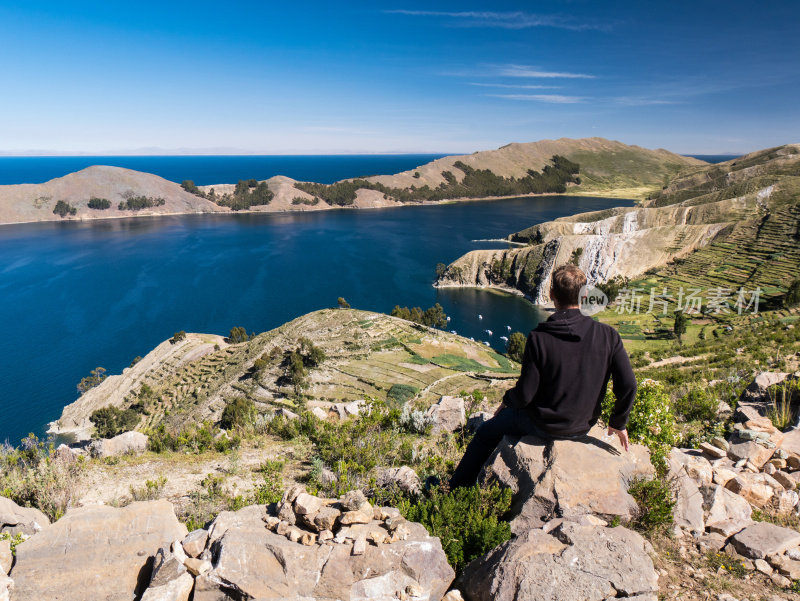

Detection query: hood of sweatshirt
(535, 308), (594, 341)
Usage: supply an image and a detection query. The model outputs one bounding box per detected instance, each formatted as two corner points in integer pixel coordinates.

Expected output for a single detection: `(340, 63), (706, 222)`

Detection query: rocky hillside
(0, 138), (704, 225)
(49, 308), (518, 443)
(0, 166), (227, 225)
(365, 137), (703, 200)
(435, 143), (800, 306)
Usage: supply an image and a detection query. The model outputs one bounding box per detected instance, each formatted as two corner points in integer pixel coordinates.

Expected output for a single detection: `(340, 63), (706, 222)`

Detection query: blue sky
(1, 1), (798, 154)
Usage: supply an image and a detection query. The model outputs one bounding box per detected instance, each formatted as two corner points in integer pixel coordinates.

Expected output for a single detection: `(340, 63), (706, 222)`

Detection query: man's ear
(549, 288), (555, 301)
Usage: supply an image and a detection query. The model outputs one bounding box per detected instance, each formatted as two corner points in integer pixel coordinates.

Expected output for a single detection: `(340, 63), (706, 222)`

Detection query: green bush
(171, 330), (186, 343)
(147, 422), (239, 454)
(386, 384), (419, 406)
(52, 200), (77, 217)
(506, 332), (526, 362)
(627, 476), (675, 535)
(602, 379), (676, 472)
(77, 367), (107, 393)
(227, 326), (249, 344)
(0, 434), (83, 521)
(87, 197), (111, 210)
(674, 388), (718, 422)
(397, 484), (513, 573)
(118, 195), (166, 211)
(90, 405), (140, 438)
(220, 397), (256, 430)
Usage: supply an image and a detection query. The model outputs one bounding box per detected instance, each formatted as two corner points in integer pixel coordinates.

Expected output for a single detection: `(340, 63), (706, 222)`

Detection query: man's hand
(608, 427), (629, 452)
(494, 402), (507, 416)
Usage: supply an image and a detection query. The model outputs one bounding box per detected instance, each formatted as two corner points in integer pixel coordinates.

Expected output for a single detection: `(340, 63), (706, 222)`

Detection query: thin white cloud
(615, 97), (680, 106)
(488, 94), (587, 104)
(385, 10), (609, 31)
(498, 64), (595, 79)
(468, 82), (561, 90)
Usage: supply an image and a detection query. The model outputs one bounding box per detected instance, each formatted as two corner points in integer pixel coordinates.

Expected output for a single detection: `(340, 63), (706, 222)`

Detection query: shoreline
(0, 189), (637, 229)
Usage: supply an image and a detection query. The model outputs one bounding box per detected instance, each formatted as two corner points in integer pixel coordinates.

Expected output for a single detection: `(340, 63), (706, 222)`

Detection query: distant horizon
(0, 144), (762, 159)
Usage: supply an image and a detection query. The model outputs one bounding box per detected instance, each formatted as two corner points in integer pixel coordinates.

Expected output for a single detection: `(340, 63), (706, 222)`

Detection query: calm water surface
(0, 195), (632, 443)
(0, 155), (446, 186)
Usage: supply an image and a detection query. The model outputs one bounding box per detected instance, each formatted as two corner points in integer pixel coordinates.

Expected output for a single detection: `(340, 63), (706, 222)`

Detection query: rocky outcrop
(455, 521), (659, 601)
(10, 499), (187, 601)
(426, 396), (466, 433)
(89, 430), (149, 458)
(0, 496), (49, 536)
(482, 425), (654, 533)
(193, 488), (454, 601)
(435, 215), (729, 304)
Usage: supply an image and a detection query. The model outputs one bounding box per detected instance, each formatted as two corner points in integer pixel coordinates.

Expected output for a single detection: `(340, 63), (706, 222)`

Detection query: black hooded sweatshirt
(502, 308), (636, 437)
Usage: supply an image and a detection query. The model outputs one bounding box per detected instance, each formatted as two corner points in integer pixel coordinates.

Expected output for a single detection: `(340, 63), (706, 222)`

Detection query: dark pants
(449, 407), (583, 489)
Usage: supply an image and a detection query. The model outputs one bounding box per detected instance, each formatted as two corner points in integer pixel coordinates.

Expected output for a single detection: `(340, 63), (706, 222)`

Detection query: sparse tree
(77, 367), (107, 393)
(337, 297), (350, 309)
(673, 310), (688, 343)
(784, 279), (800, 308)
(435, 263), (448, 278)
(506, 332), (526, 363)
(227, 326), (249, 344)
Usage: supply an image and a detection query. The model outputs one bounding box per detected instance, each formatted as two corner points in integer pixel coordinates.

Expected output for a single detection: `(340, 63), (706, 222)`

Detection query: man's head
(549, 264), (587, 309)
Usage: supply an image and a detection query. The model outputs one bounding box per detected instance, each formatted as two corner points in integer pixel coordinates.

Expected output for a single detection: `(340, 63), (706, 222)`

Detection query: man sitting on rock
(449, 264), (637, 488)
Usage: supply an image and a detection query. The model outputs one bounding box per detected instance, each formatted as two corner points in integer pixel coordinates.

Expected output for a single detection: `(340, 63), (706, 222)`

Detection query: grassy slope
(88, 309), (519, 435)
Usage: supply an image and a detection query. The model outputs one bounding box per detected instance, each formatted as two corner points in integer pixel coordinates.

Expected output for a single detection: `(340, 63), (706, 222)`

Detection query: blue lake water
(0, 155), (446, 186)
(0, 195), (632, 444)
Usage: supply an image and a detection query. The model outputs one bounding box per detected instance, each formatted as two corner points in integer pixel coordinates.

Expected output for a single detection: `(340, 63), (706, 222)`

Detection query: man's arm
(607, 333), (637, 448)
(501, 333), (540, 410)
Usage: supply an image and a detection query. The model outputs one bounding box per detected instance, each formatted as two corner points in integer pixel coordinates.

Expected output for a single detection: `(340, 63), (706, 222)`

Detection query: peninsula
(0, 137), (702, 226)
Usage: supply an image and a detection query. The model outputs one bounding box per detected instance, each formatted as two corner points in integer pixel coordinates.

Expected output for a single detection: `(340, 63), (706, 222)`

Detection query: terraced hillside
(435, 143), (800, 306)
(50, 309), (519, 441)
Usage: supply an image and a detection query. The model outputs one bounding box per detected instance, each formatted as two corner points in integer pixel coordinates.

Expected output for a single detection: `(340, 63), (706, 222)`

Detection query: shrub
(674, 388), (718, 423)
(0, 434), (83, 521)
(227, 326), (249, 344)
(627, 476), (675, 535)
(397, 484), (512, 573)
(147, 422), (239, 454)
(506, 332), (526, 362)
(130, 475), (167, 502)
(52, 200), (77, 217)
(117, 195), (166, 211)
(784, 279), (800, 308)
(387, 384), (419, 406)
(87, 197), (111, 210)
(337, 297), (350, 309)
(171, 330), (186, 343)
(90, 405), (140, 438)
(77, 367), (107, 393)
(602, 379), (676, 472)
(252, 460), (284, 505)
(220, 397), (256, 430)
(180, 180), (205, 197)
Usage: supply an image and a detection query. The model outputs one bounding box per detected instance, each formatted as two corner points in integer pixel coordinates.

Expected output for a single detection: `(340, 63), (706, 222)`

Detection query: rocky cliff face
(435, 150), (799, 305)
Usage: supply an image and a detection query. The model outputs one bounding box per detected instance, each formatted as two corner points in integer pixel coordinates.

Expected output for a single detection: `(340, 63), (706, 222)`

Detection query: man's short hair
(550, 264), (587, 306)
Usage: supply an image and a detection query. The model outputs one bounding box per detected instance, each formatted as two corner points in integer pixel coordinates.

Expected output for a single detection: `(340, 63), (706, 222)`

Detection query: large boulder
(667, 451), (705, 534)
(197, 504), (454, 600)
(10, 499), (187, 601)
(701, 484), (752, 530)
(736, 372), (792, 421)
(0, 496), (49, 536)
(482, 425), (654, 532)
(730, 522), (800, 559)
(427, 396), (466, 433)
(456, 522), (658, 601)
(89, 430), (149, 458)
